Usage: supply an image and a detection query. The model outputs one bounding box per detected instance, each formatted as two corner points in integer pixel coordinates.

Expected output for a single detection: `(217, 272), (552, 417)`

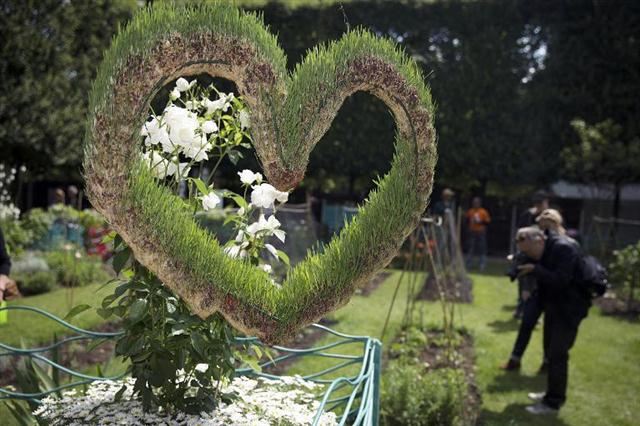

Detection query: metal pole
(371, 339), (382, 426)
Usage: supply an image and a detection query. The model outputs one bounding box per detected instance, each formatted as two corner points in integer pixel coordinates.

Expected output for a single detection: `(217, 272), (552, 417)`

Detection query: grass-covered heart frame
(84, 2), (436, 344)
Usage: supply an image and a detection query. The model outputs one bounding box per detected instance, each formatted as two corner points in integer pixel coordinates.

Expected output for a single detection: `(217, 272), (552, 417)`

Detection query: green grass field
(286, 266), (640, 425)
(2, 267), (638, 425)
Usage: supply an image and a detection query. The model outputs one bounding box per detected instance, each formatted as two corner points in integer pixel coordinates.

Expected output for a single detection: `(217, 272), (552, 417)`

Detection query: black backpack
(577, 255), (609, 298)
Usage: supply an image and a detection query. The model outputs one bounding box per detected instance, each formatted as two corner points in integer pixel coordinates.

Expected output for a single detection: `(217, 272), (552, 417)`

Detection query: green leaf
(228, 150), (241, 165)
(233, 131), (243, 144)
(114, 384), (127, 402)
(87, 338), (110, 353)
(64, 304), (92, 321)
(276, 250), (290, 267)
(4, 400), (34, 426)
(191, 332), (207, 356)
(189, 177), (210, 196)
(129, 299), (148, 322)
(227, 193), (248, 210)
(32, 362), (56, 392)
(101, 293), (119, 308)
(112, 248), (131, 274)
(97, 308), (113, 319)
(113, 233), (124, 250)
(101, 231), (116, 244)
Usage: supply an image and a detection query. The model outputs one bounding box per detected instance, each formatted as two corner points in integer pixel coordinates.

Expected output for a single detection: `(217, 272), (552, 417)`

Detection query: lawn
(0, 281), (118, 347)
(288, 265), (639, 425)
(1, 267), (638, 425)
(1, 282), (119, 426)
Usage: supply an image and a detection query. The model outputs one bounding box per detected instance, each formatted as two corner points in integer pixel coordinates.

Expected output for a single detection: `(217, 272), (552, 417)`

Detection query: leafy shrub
(11, 254), (49, 275)
(381, 362), (466, 426)
(21, 208), (54, 247)
(43, 250), (110, 287)
(17, 271), (57, 296)
(78, 208), (106, 230)
(610, 241), (640, 305)
(0, 218), (31, 255)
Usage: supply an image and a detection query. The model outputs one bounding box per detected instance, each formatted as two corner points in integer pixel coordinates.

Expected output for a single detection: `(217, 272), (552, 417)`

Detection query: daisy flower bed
(34, 375), (338, 425)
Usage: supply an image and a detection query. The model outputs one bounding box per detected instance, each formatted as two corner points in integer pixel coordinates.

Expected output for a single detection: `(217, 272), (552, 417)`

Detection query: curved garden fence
(0, 305), (381, 425)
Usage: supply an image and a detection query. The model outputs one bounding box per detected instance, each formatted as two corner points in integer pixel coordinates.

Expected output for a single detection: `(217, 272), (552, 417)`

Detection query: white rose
(204, 92), (234, 114)
(238, 169), (262, 185)
(202, 120), (218, 134)
(169, 88), (181, 100)
(250, 183), (288, 209)
(224, 244), (247, 259)
(180, 134), (210, 161)
(165, 160), (190, 178)
(175, 77), (195, 92)
(143, 151), (169, 179)
(239, 110), (251, 130)
(259, 264), (272, 274)
(201, 192), (222, 211)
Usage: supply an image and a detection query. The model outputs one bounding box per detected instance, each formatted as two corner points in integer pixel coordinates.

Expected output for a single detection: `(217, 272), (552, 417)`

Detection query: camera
(506, 252), (534, 282)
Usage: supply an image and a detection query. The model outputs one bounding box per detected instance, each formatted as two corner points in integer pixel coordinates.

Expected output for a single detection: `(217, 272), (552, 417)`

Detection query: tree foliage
(562, 119), (640, 189)
(0, 0), (135, 180)
(1, 0), (639, 196)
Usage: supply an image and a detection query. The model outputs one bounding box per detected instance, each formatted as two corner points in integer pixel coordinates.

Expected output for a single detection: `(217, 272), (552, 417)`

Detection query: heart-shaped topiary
(84, 3), (436, 344)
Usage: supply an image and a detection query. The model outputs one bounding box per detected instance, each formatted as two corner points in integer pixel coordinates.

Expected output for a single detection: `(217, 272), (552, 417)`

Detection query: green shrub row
(381, 361), (466, 426)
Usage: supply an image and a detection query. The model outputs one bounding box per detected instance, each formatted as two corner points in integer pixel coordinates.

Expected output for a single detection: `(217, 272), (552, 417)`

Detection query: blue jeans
(465, 231), (487, 269)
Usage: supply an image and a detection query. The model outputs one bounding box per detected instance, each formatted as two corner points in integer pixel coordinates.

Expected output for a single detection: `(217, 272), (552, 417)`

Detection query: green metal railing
(0, 305), (381, 425)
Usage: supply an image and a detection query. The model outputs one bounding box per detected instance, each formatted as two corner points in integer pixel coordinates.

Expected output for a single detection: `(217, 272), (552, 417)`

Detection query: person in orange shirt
(465, 197), (491, 271)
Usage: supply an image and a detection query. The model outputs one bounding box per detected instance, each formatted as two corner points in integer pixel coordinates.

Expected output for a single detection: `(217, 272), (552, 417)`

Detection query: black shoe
(500, 359), (521, 371)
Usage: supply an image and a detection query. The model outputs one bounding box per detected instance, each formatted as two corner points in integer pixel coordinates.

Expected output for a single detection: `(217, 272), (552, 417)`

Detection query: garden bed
(594, 293), (640, 318)
(384, 326), (481, 425)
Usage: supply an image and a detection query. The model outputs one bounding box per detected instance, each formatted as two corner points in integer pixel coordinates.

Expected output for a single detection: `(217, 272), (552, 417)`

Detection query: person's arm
(532, 244), (577, 291)
(482, 209), (491, 225)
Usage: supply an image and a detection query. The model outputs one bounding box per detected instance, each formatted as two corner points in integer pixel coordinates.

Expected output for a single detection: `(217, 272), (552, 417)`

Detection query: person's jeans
(465, 230), (487, 269)
(543, 310), (581, 409)
(511, 291), (548, 361)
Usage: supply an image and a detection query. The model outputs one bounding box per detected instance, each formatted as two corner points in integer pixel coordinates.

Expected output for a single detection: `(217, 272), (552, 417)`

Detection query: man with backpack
(514, 226), (592, 414)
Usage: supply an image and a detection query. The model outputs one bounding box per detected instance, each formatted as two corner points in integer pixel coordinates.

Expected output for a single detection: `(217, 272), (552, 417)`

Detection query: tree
(562, 118), (640, 220)
(0, 0), (136, 181)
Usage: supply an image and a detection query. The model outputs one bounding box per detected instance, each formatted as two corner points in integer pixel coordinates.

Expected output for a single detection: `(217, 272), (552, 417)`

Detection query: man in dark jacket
(514, 227), (590, 414)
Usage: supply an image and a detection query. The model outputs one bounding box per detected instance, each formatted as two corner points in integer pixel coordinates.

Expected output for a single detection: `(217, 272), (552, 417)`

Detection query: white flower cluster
(140, 78), (290, 283)
(140, 78), (250, 180)
(34, 376), (337, 426)
(0, 164), (24, 220)
(223, 169), (289, 278)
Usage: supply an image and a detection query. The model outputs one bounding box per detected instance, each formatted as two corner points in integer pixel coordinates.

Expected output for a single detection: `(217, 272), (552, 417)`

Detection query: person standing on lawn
(500, 209), (573, 374)
(465, 197), (491, 271)
(514, 227), (590, 414)
(513, 191), (550, 318)
(0, 226), (20, 302)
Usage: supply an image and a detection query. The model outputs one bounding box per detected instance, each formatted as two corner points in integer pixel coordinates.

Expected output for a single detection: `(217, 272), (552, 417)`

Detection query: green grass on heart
(127, 136), (424, 327)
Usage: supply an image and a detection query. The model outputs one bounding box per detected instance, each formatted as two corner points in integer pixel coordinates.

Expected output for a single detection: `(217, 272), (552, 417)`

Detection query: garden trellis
(381, 210), (470, 341)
